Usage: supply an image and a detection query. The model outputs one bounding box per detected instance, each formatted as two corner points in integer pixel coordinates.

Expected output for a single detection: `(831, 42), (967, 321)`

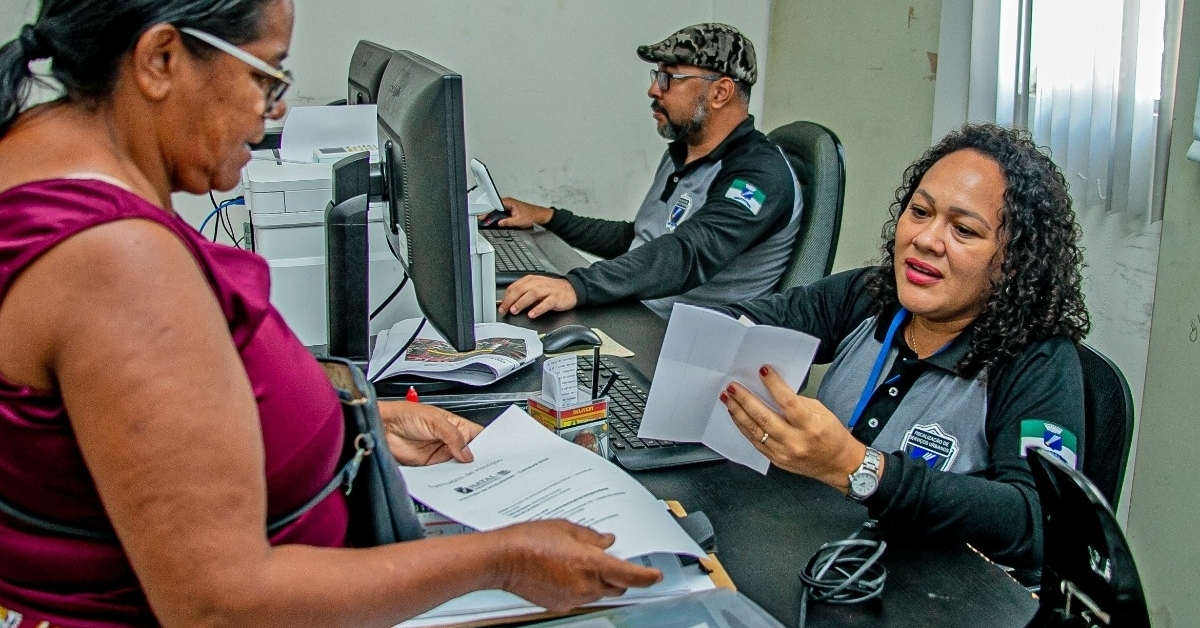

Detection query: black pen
(591, 346), (601, 399)
(597, 372), (619, 399)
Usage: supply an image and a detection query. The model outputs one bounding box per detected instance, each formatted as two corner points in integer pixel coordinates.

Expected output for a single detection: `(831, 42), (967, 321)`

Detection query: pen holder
(526, 394), (610, 459)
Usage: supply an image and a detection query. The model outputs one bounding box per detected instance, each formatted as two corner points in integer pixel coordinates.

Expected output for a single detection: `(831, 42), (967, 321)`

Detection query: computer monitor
(377, 50), (476, 352)
(347, 40), (396, 105)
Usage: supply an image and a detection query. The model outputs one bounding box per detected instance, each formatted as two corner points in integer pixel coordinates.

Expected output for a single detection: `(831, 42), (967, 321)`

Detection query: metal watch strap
(847, 447), (883, 502)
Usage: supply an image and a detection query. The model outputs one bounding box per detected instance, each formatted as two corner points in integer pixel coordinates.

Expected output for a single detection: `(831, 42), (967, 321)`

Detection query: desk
(477, 292), (1037, 627)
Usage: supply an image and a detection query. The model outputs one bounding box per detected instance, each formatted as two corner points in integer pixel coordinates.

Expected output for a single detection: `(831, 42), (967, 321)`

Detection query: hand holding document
(398, 406), (704, 560)
(638, 304), (820, 474)
(368, 319), (541, 386)
(396, 407), (713, 627)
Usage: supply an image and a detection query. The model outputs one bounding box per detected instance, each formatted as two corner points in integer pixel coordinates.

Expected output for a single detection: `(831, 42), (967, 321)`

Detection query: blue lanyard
(848, 308), (908, 429)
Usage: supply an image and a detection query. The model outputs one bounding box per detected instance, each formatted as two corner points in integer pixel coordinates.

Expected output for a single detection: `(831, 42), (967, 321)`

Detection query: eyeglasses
(179, 27), (293, 116)
(650, 69), (721, 92)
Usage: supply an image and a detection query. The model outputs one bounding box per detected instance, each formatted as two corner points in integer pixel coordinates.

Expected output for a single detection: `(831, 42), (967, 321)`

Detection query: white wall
(2, 0), (771, 230)
(282, 0), (769, 224)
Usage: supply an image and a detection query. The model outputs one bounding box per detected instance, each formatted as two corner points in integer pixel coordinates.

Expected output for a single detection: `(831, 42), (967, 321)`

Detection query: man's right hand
(488, 520), (662, 611)
(493, 197), (554, 229)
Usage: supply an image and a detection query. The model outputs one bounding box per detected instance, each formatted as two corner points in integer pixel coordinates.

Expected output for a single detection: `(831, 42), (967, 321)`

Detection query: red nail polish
(719, 392), (728, 403)
(726, 384), (736, 395)
(760, 366), (769, 376)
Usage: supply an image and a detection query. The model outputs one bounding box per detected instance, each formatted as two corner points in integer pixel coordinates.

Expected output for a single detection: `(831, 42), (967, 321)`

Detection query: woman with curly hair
(716, 123), (1089, 575)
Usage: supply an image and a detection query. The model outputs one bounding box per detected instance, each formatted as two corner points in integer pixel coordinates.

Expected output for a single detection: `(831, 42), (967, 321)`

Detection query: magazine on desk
(368, 318), (542, 386)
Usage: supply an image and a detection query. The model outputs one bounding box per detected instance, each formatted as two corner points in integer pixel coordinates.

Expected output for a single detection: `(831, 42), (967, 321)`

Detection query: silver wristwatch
(846, 447), (883, 502)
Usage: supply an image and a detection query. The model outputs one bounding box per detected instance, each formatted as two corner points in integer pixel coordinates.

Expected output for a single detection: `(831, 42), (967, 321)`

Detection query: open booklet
(637, 304), (820, 474)
(395, 406), (713, 627)
(368, 318), (542, 386)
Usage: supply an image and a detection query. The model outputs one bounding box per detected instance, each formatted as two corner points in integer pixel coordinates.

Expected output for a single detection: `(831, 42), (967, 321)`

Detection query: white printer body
(242, 159), (496, 348)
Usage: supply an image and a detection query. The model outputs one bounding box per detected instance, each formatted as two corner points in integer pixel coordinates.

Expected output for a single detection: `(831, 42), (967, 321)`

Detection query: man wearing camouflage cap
(496, 23), (802, 320)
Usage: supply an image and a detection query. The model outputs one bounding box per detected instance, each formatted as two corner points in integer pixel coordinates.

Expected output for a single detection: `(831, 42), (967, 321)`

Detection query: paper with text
(398, 406), (705, 560)
(638, 304), (819, 474)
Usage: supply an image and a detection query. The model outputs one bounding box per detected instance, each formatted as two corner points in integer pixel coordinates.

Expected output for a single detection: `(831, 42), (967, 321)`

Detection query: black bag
(0, 356), (424, 545)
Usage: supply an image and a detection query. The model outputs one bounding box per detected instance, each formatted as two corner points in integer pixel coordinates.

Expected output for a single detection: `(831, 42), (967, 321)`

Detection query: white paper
(396, 554), (715, 627)
(638, 304), (820, 474)
(398, 407), (705, 560)
(279, 104), (378, 164)
(368, 319), (542, 386)
(541, 355), (579, 406)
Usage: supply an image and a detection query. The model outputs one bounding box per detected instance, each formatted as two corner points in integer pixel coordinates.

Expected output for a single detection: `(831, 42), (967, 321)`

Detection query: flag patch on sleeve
(1020, 420), (1078, 469)
(724, 179), (766, 215)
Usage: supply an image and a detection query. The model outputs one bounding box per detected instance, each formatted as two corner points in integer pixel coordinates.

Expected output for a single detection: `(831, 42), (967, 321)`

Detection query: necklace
(907, 321), (922, 356)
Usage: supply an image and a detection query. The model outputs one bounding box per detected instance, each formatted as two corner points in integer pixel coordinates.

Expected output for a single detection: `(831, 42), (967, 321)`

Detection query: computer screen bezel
(347, 40), (396, 105)
(376, 50), (476, 352)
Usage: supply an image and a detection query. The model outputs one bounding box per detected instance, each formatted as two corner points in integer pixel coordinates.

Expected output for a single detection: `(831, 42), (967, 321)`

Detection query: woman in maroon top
(0, 1), (660, 627)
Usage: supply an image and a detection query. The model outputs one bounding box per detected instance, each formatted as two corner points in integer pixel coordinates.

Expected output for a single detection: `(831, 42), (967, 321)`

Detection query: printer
(242, 158), (497, 347)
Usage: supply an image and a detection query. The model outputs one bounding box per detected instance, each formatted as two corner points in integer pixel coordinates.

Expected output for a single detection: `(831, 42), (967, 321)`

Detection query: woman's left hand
(721, 366), (868, 492)
(378, 401), (484, 466)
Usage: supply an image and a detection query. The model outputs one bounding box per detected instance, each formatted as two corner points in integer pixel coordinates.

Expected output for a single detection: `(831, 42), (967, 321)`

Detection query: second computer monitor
(347, 40), (396, 105)
(377, 50), (476, 352)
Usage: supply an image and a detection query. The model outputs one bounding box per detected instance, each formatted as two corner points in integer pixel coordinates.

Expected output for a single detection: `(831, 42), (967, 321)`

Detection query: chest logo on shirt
(1020, 420), (1079, 469)
(665, 193), (693, 231)
(724, 178), (766, 215)
(901, 423), (960, 472)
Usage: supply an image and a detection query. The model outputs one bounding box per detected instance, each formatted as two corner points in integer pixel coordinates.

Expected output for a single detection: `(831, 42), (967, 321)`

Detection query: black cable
(796, 522), (888, 628)
(246, 199), (256, 252)
(370, 275), (409, 320)
(219, 201), (237, 243)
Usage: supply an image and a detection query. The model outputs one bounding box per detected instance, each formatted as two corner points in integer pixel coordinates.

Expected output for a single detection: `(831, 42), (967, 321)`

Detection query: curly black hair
(864, 123), (1090, 376)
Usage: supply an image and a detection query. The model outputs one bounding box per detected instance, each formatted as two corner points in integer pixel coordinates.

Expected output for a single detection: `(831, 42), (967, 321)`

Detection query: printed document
(638, 304), (820, 474)
(398, 406), (705, 560)
(368, 319), (541, 386)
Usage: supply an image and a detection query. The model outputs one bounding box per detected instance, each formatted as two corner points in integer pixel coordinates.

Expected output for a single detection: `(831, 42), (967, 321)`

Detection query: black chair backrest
(766, 121), (846, 292)
(1025, 448), (1150, 628)
(1076, 343), (1135, 508)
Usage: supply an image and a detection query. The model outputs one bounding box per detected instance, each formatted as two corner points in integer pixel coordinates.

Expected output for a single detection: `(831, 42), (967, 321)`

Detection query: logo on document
(1020, 420), (1078, 469)
(724, 178), (765, 215)
(901, 423), (959, 471)
(665, 193), (692, 231)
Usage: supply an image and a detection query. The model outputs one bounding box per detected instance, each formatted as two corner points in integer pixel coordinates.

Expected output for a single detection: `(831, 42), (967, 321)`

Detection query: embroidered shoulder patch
(901, 423), (960, 472)
(1020, 420), (1078, 469)
(724, 178), (765, 215)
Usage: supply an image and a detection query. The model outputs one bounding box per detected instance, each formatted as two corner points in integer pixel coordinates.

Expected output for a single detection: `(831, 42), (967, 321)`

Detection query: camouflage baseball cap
(637, 23), (757, 85)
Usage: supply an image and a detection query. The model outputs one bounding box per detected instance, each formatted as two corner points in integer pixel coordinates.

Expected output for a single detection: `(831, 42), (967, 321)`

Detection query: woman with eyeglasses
(0, 1), (659, 627)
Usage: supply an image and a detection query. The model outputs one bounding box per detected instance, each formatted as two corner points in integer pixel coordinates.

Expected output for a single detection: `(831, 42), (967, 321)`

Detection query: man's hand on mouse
(499, 276), (577, 319)
(488, 197), (554, 229)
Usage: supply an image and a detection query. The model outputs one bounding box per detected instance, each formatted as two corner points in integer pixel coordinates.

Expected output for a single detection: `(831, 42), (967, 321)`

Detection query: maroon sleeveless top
(0, 179), (349, 627)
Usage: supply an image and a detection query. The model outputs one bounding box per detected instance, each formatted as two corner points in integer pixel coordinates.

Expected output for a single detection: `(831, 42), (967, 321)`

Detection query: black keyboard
(576, 355), (723, 471)
(481, 230), (561, 285)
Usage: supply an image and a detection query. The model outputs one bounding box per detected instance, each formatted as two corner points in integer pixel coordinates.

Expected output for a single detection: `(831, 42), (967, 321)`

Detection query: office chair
(1076, 343), (1135, 508)
(766, 121), (846, 292)
(1025, 448), (1150, 628)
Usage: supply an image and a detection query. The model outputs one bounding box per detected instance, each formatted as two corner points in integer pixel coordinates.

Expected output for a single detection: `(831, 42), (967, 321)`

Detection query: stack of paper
(396, 407), (714, 627)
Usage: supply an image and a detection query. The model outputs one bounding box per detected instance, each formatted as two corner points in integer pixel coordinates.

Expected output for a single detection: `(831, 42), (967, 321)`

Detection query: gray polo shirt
(717, 267), (1086, 574)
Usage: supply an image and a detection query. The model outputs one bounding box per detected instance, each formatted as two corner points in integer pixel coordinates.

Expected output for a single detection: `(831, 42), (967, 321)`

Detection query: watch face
(850, 472), (878, 497)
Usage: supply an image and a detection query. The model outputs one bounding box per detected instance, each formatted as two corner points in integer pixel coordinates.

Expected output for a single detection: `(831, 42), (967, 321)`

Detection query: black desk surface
(487, 302), (1037, 628)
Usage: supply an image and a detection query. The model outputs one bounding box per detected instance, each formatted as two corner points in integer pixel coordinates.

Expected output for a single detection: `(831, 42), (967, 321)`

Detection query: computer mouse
(479, 209), (510, 228)
(542, 324), (602, 353)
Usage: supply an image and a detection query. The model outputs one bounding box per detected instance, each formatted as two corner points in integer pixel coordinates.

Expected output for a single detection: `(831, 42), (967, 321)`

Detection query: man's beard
(654, 97), (707, 142)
